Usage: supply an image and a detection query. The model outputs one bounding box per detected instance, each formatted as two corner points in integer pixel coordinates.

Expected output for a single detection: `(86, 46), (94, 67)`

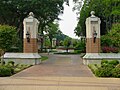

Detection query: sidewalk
(0, 54), (120, 90)
(12, 54), (94, 77)
(0, 77), (120, 90)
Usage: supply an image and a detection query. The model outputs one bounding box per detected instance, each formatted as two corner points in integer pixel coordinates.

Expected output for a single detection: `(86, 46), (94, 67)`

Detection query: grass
(41, 56), (48, 61)
(54, 52), (81, 55)
(88, 64), (99, 74)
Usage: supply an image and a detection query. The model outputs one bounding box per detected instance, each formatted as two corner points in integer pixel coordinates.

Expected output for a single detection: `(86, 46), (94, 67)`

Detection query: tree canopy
(0, 25), (17, 52)
(0, 0), (65, 39)
(74, 0), (120, 36)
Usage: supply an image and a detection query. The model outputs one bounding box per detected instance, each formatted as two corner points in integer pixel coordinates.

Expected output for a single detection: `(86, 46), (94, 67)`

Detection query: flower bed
(0, 61), (32, 77)
(88, 60), (120, 78)
(102, 46), (119, 53)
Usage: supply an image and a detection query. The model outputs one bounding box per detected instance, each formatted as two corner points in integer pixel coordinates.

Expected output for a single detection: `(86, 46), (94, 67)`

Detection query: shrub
(0, 25), (17, 52)
(116, 64), (120, 68)
(101, 23), (120, 52)
(7, 61), (15, 66)
(0, 66), (12, 76)
(75, 41), (85, 53)
(102, 47), (119, 53)
(5, 65), (14, 74)
(89, 60), (120, 78)
(95, 66), (113, 77)
(101, 60), (108, 65)
(88, 64), (98, 74)
(108, 60), (119, 66)
(101, 60), (109, 67)
(112, 67), (120, 78)
(74, 50), (82, 54)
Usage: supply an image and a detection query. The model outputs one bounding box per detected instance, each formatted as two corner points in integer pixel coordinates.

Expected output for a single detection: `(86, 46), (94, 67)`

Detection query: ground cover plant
(0, 61), (32, 77)
(88, 60), (120, 78)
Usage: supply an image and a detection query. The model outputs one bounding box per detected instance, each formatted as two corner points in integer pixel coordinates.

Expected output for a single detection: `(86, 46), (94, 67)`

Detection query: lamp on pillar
(26, 31), (30, 43)
(93, 30), (97, 43)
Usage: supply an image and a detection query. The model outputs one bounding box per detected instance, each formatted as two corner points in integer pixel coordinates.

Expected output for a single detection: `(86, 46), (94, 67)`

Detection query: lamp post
(26, 31), (30, 43)
(93, 30), (97, 43)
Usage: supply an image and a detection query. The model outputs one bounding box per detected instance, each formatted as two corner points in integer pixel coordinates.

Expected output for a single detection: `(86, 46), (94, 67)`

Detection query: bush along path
(0, 61), (32, 77)
(89, 60), (120, 78)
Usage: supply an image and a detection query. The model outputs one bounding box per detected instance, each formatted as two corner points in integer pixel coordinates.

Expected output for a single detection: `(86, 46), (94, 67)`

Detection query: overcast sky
(58, 0), (79, 39)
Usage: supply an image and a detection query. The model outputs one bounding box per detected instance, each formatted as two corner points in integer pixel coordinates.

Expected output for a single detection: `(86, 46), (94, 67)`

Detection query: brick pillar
(86, 38), (100, 53)
(85, 11), (101, 53)
(23, 12), (39, 53)
(24, 38), (38, 53)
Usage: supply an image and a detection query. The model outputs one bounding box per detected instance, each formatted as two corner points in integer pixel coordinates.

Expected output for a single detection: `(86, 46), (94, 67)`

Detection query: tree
(63, 37), (71, 53)
(0, 25), (17, 52)
(74, 0), (120, 37)
(101, 23), (120, 52)
(108, 23), (120, 48)
(0, 0), (65, 51)
(45, 23), (59, 49)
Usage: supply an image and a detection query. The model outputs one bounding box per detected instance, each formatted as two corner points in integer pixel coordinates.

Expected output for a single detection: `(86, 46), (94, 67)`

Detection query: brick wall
(86, 38), (100, 53)
(24, 38), (38, 53)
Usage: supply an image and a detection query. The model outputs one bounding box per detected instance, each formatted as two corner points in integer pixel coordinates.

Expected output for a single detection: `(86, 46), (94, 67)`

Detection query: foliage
(0, 0), (64, 27)
(108, 23), (120, 48)
(108, 60), (119, 66)
(0, 25), (18, 52)
(7, 61), (15, 66)
(63, 37), (71, 53)
(55, 30), (69, 46)
(0, 66), (12, 77)
(112, 67), (120, 78)
(88, 64), (98, 74)
(95, 66), (113, 77)
(75, 41), (85, 53)
(74, 50), (82, 54)
(89, 60), (120, 78)
(101, 60), (108, 65)
(101, 23), (120, 52)
(41, 56), (48, 61)
(74, 0), (120, 36)
(54, 52), (80, 55)
(102, 46), (119, 53)
(101, 35), (112, 46)
(44, 37), (51, 49)
(0, 0), (66, 52)
(0, 49), (4, 57)
(0, 61), (32, 77)
(45, 23), (59, 48)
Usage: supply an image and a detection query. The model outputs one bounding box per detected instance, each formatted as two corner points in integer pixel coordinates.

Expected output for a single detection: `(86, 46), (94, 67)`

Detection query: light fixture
(93, 30), (97, 43)
(26, 31), (30, 43)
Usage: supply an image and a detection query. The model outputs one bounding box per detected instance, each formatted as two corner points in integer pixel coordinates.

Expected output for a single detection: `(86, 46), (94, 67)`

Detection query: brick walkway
(12, 54), (94, 77)
(0, 54), (120, 90)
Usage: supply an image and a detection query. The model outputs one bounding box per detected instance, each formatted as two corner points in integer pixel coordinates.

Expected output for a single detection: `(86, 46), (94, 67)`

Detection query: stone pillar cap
(90, 11), (95, 17)
(29, 12), (34, 17)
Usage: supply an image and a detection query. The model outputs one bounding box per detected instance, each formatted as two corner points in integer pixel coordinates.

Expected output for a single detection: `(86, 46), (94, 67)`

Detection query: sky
(58, 0), (79, 39)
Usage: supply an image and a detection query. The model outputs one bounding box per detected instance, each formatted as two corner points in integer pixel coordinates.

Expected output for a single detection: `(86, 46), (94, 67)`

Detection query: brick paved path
(1, 54), (120, 90)
(12, 54), (93, 77)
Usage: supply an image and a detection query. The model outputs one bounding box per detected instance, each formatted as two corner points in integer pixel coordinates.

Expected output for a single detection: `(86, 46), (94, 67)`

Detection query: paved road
(12, 54), (94, 77)
(0, 54), (120, 90)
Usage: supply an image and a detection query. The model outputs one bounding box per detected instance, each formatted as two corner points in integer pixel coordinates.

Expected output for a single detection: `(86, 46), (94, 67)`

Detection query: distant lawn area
(41, 56), (48, 61)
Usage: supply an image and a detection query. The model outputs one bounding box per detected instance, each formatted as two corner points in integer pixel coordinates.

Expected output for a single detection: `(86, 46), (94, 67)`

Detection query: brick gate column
(23, 12), (39, 53)
(86, 11), (101, 53)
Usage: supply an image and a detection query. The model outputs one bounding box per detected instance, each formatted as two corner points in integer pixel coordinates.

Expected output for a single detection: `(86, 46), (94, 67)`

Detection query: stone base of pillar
(83, 53), (120, 65)
(3, 53), (41, 65)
